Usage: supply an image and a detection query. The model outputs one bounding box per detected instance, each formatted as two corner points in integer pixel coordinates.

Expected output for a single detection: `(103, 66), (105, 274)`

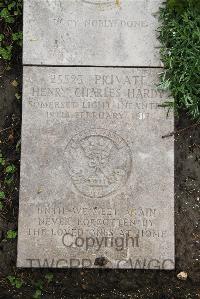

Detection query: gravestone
(23, 0), (161, 66)
(17, 0), (175, 269)
(17, 67), (174, 269)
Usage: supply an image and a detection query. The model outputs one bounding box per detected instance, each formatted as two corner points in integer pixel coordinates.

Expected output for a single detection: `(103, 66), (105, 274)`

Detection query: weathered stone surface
(23, 0), (162, 66)
(17, 66), (174, 269)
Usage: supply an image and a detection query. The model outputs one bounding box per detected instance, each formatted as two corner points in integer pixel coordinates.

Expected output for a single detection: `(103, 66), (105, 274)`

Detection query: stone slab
(17, 66), (174, 269)
(23, 0), (162, 66)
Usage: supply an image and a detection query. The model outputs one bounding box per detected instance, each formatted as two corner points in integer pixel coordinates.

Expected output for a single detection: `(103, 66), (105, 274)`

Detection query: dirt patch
(0, 65), (199, 298)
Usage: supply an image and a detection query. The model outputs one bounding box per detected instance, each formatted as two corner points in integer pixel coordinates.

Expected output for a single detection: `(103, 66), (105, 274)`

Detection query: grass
(158, 0), (200, 120)
(0, 0), (22, 64)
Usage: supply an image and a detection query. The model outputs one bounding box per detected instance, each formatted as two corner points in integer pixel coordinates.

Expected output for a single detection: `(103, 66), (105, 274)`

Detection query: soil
(0, 63), (199, 299)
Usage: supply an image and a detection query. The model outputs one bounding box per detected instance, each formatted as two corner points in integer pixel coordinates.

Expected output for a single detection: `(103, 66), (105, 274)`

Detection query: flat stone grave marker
(23, 0), (162, 66)
(17, 67), (174, 269)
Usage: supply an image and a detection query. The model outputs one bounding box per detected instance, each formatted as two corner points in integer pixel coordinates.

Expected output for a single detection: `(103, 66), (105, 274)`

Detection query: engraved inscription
(65, 129), (132, 198)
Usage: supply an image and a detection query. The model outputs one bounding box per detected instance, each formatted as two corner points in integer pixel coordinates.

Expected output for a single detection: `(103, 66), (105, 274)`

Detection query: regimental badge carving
(65, 129), (132, 198)
(82, 0), (114, 4)
(81, 0), (119, 9)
